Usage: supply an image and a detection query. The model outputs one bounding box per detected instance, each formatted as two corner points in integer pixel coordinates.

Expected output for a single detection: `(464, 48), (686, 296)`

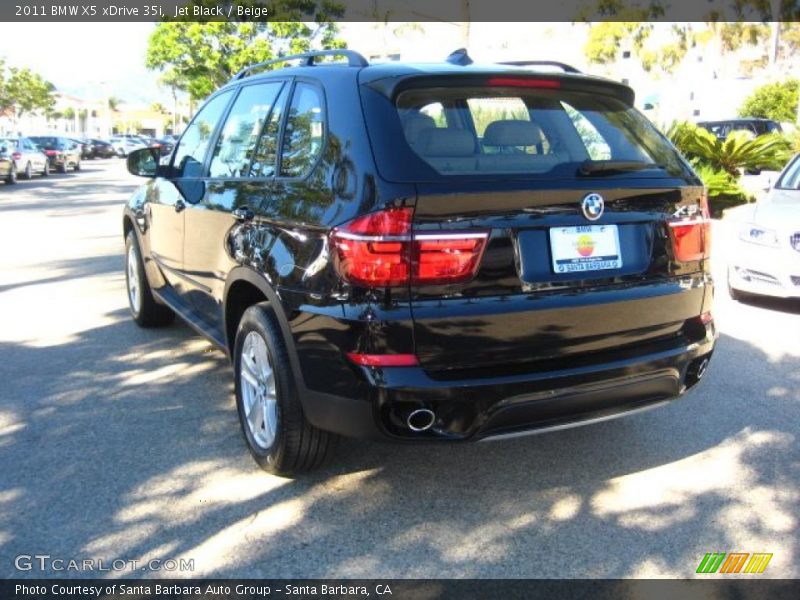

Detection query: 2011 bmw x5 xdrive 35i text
(122, 50), (716, 475)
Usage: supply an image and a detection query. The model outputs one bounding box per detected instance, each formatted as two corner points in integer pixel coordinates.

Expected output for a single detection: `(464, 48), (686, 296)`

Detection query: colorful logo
(696, 552), (772, 574)
(575, 234), (595, 257)
(581, 192), (604, 221)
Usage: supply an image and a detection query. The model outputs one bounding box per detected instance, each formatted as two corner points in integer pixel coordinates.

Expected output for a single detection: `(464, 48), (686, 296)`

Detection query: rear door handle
(174, 200), (186, 213)
(232, 206), (254, 221)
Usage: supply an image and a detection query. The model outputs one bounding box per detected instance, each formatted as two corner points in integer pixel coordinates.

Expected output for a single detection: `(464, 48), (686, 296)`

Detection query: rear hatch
(359, 70), (710, 373)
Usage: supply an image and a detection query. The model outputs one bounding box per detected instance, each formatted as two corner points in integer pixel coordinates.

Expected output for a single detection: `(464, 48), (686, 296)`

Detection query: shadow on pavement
(0, 318), (796, 578)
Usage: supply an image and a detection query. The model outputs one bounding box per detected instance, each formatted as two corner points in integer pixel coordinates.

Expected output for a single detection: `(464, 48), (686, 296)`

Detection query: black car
(123, 50), (716, 475)
(89, 139), (117, 159)
(72, 138), (93, 159)
(151, 137), (175, 157)
(697, 118), (783, 140)
(29, 136), (81, 173)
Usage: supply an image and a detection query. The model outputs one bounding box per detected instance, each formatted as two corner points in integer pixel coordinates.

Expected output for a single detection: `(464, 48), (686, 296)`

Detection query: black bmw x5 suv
(123, 49), (716, 475)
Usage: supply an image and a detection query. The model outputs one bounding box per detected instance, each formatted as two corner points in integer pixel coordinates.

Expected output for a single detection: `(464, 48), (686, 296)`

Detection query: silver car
(110, 135), (148, 157)
(728, 153), (800, 300)
(0, 137), (50, 183)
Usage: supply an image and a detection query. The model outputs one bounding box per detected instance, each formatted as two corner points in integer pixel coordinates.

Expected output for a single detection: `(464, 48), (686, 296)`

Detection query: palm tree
(668, 122), (791, 177)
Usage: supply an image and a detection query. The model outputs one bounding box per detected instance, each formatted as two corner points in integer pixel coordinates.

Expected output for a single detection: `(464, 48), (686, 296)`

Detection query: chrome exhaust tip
(407, 408), (436, 432)
(696, 358), (709, 380)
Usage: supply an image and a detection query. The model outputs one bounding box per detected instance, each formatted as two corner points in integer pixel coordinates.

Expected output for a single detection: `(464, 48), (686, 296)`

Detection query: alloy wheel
(240, 331), (278, 450)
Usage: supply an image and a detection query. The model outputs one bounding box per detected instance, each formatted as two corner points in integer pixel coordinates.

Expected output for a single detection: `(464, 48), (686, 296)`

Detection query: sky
(0, 22), (167, 107)
(0, 22), (589, 109)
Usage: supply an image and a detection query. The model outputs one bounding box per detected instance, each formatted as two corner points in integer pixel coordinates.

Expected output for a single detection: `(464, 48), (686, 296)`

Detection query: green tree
(108, 97), (121, 111)
(145, 1), (346, 102)
(0, 58), (7, 112)
(669, 122), (790, 177)
(667, 121), (791, 214)
(0, 66), (55, 118)
(738, 79), (799, 122)
(583, 22), (650, 65)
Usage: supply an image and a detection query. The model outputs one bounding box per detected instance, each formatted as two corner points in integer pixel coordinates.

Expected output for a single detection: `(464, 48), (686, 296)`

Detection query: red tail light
(346, 352), (419, 367)
(668, 196), (711, 262)
(11, 152), (22, 161)
(331, 207), (489, 287)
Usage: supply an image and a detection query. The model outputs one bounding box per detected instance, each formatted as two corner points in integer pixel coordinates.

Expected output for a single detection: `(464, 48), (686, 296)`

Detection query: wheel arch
(223, 267), (298, 367)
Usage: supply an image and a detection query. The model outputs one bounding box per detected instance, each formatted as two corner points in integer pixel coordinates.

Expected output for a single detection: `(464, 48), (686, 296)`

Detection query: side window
(249, 85), (289, 178)
(562, 102), (612, 160)
(172, 91), (232, 178)
(279, 83), (324, 178)
(420, 102), (447, 127)
(209, 82), (283, 178)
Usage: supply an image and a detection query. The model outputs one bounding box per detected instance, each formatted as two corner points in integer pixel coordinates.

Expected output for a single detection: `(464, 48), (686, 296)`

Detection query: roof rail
(232, 49), (369, 80)
(499, 61), (581, 74)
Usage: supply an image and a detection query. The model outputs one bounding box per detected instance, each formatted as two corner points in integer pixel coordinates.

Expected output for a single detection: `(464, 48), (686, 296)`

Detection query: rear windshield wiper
(578, 160), (662, 176)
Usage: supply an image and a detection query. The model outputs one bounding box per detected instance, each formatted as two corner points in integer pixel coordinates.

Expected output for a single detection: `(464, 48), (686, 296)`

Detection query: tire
(234, 303), (335, 476)
(124, 231), (174, 327)
(42, 161), (49, 176)
(23, 162), (32, 179)
(74, 159), (81, 171)
(5, 163), (16, 184)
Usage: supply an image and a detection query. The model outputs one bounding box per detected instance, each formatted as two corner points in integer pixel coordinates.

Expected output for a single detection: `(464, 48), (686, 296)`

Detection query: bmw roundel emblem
(581, 193), (605, 221)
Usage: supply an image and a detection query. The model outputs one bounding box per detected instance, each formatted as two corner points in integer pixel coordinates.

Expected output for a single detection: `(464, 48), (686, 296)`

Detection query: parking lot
(0, 160), (797, 579)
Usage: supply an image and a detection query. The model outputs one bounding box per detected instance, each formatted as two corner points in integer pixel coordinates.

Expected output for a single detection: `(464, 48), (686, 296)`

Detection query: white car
(728, 153), (800, 300)
(110, 135), (148, 157)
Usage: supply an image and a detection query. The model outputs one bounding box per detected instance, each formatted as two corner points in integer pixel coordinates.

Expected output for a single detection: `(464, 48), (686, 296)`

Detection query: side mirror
(127, 147), (160, 178)
(0, 146), (7, 154)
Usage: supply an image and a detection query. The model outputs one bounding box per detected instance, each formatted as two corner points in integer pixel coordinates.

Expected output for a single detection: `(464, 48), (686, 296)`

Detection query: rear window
(31, 137), (59, 148)
(378, 85), (688, 181)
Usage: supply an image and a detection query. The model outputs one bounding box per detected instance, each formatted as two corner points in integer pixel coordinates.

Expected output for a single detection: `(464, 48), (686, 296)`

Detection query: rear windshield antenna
(446, 48), (473, 66)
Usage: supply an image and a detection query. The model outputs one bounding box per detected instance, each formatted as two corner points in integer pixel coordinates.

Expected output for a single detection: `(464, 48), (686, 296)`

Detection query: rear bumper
(301, 324), (716, 442)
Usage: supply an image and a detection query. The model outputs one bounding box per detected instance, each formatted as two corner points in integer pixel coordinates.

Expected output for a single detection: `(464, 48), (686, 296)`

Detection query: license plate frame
(549, 225), (622, 274)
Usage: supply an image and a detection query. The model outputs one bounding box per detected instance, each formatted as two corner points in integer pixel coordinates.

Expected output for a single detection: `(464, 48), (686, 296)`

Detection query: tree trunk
(460, 0), (470, 48)
(769, 0), (781, 66)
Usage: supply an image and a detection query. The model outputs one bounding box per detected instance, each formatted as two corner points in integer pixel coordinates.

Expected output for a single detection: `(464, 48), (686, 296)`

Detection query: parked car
(0, 142), (16, 184)
(88, 139), (117, 159)
(151, 137), (175, 156)
(728, 153), (800, 300)
(0, 136), (50, 182)
(122, 50), (716, 475)
(110, 135), (147, 157)
(29, 136), (81, 173)
(697, 118), (783, 141)
(71, 138), (93, 159)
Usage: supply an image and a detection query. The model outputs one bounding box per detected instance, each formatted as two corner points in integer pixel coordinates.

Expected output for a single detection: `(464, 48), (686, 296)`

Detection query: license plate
(549, 225), (622, 273)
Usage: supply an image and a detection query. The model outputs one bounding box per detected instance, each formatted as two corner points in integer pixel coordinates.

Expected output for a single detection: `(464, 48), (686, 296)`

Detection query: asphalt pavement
(0, 161), (797, 579)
